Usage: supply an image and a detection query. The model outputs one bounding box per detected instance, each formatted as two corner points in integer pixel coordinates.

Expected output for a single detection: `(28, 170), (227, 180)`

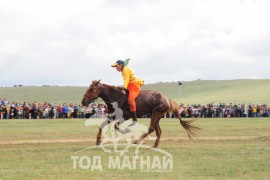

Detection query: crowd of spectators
(0, 98), (108, 119)
(1, 98), (269, 119)
(177, 103), (270, 118)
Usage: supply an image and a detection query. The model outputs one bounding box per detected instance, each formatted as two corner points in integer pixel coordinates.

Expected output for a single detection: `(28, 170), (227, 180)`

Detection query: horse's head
(81, 80), (101, 106)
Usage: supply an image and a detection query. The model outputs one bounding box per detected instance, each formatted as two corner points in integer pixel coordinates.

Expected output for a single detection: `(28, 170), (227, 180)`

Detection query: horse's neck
(99, 85), (128, 112)
(99, 85), (125, 103)
(99, 88), (111, 103)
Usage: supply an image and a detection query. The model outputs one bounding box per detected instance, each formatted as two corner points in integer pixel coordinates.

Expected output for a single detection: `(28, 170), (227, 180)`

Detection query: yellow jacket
(122, 66), (144, 89)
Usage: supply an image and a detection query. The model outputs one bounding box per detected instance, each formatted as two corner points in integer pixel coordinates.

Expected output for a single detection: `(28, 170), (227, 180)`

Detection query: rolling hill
(0, 79), (269, 105)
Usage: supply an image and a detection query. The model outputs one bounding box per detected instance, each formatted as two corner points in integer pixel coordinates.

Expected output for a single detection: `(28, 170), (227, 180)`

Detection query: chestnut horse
(81, 80), (199, 148)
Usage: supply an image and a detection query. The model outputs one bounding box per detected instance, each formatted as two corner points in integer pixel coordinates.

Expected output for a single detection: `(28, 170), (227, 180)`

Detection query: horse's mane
(101, 84), (124, 94)
(101, 84), (120, 91)
(100, 83), (127, 101)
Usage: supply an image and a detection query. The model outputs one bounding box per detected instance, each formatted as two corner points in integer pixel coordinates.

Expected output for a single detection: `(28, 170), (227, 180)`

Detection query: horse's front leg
(96, 118), (111, 145)
(96, 127), (102, 146)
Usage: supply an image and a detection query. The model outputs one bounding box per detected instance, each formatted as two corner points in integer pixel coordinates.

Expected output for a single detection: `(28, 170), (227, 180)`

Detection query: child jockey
(111, 59), (144, 126)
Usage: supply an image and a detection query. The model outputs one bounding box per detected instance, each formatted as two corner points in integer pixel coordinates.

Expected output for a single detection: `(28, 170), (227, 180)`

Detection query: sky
(0, 0), (270, 86)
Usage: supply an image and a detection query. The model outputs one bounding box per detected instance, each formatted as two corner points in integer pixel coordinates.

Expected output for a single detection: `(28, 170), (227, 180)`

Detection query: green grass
(0, 86), (86, 104)
(0, 118), (270, 179)
(0, 118), (269, 141)
(1, 79), (270, 104)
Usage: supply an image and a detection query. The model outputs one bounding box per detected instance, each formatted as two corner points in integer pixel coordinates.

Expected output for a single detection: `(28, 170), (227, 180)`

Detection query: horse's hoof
(114, 124), (120, 130)
(96, 141), (101, 146)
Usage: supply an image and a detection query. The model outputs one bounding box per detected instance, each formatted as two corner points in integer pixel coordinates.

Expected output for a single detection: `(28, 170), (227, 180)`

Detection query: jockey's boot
(128, 111), (137, 127)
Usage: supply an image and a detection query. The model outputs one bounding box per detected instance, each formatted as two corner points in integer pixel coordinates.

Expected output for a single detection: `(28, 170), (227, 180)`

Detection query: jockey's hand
(121, 90), (126, 95)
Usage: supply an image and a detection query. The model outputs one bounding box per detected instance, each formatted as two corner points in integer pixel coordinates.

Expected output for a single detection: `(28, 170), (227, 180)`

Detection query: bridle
(83, 93), (92, 100)
(83, 86), (102, 103)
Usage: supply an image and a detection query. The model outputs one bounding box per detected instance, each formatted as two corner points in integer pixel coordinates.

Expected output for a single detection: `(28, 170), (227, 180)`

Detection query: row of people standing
(178, 103), (270, 118)
(0, 99), (108, 119)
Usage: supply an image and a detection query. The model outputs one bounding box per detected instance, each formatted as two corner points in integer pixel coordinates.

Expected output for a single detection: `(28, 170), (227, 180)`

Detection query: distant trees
(13, 85), (23, 87)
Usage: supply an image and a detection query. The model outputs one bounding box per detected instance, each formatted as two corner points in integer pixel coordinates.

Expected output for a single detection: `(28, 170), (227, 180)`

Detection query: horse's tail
(169, 100), (200, 139)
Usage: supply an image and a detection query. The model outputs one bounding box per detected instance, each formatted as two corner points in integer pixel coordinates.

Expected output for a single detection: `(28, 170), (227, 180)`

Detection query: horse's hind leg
(153, 121), (162, 148)
(135, 113), (162, 145)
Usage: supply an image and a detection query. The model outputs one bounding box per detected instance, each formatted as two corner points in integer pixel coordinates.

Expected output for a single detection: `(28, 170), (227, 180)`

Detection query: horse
(81, 80), (200, 148)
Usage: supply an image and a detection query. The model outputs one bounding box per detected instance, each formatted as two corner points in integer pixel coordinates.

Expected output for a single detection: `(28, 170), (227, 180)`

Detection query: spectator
(62, 104), (68, 118)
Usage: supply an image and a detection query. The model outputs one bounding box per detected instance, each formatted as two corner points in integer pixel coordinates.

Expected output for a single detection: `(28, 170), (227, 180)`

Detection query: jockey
(111, 59), (144, 126)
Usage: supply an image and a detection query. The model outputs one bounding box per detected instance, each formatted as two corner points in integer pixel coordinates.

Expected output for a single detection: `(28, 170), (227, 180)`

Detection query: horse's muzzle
(81, 97), (94, 106)
(81, 98), (89, 106)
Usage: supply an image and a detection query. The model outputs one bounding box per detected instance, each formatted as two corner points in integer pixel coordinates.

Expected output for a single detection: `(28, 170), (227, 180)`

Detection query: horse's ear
(97, 79), (101, 84)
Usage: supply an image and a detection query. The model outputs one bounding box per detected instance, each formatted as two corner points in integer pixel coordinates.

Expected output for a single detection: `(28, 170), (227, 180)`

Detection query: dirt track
(0, 136), (261, 145)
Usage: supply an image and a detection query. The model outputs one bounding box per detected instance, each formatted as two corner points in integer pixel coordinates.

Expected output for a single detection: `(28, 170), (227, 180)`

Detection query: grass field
(0, 118), (270, 180)
(1, 79), (270, 105)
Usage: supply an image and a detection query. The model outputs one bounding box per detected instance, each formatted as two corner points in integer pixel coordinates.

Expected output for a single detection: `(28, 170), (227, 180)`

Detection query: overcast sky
(0, 0), (270, 86)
